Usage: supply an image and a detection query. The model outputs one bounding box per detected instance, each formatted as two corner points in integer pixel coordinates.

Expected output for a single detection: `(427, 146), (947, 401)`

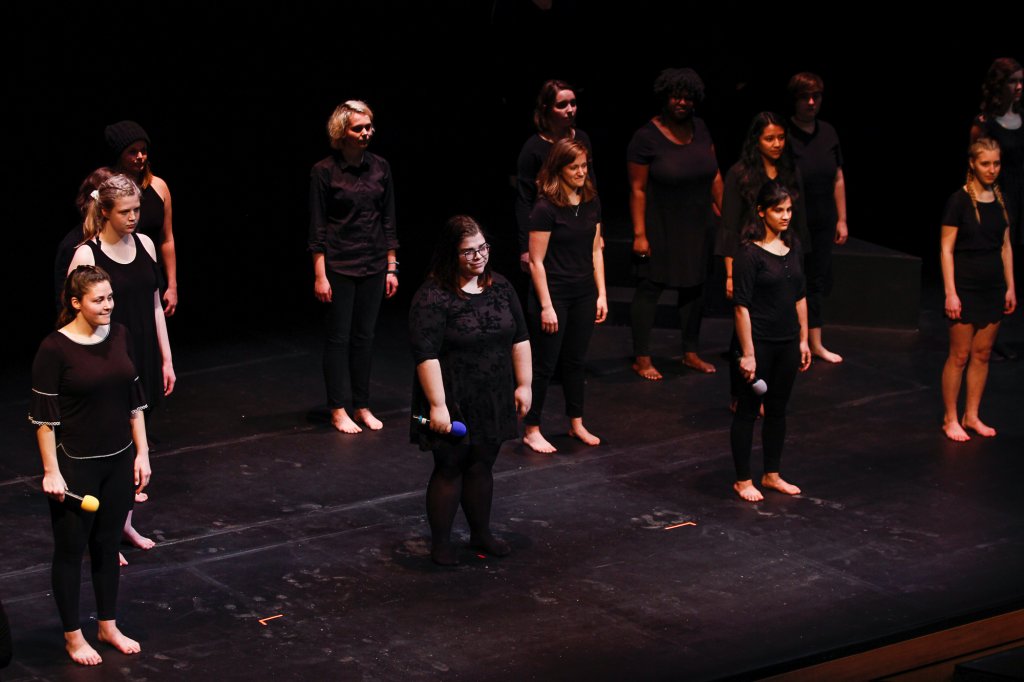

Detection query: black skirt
(953, 250), (1006, 326)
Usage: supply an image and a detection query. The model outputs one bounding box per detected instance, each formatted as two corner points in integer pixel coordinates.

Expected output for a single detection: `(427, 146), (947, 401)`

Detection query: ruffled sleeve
(130, 375), (149, 416)
(29, 335), (61, 426)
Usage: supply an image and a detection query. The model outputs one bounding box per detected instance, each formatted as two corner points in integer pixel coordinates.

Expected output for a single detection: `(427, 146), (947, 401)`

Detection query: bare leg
(733, 480), (763, 502)
(65, 629), (102, 665)
(942, 323), (973, 441)
(353, 407), (383, 431)
(809, 328), (843, 363)
(119, 552), (127, 566)
(632, 355), (663, 381)
(523, 425), (557, 453)
(330, 407), (362, 434)
(97, 619), (140, 655)
(762, 472), (801, 495)
(962, 322), (999, 437)
(122, 511), (154, 550)
(682, 352), (716, 373)
(568, 417), (600, 446)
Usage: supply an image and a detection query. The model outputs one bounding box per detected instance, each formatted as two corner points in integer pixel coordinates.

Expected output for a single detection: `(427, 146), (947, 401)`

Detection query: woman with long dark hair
(628, 67), (723, 380)
(730, 182), (811, 502)
(31, 265), (150, 664)
(524, 138), (607, 453)
(309, 100), (400, 433)
(940, 138), (1016, 441)
(409, 216), (532, 565)
(515, 80), (596, 271)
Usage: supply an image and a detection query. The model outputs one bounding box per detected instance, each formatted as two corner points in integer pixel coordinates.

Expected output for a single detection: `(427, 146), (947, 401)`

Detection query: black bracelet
(388, 269), (399, 276)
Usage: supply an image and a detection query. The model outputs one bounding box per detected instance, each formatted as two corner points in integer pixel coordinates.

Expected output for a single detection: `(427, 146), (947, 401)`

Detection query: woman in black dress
(309, 100), (400, 434)
(69, 174), (175, 556)
(787, 73), (848, 363)
(31, 265), (151, 665)
(516, 80), (595, 272)
(730, 182), (811, 502)
(409, 216), (532, 566)
(105, 121), (179, 316)
(524, 138), (607, 453)
(628, 67), (723, 379)
(940, 138), (1017, 441)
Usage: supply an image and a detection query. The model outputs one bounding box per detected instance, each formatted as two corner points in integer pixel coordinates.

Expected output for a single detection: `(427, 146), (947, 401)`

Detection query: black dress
(942, 188), (1008, 326)
(715, 163), (810, 259)
(974, 114), (1024, 246)
(86, 234), (162, 408)
(409, 274), (529, 451)
(626, 118), (718, 287)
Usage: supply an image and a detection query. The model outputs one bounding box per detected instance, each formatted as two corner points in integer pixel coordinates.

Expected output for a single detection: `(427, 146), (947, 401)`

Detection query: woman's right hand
(42, 471), (67, 502)
(314, 276), (332, 303)
(541, 306), (558, 334)
(725, 277), (734, 300)
(739, 354), (757, 383)
(945, 293), (962, 320)
(428, 404), (452, 434)
(632, 235), (650, 257)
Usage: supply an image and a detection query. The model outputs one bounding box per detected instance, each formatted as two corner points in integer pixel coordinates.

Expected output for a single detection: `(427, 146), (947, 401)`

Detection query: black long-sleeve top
(308, 151), (399, 277)
(733, 239), (807, 343)
(715, 163), (809, 259)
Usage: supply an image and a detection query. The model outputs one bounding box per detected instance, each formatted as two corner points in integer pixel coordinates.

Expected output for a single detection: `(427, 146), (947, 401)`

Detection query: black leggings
(525, 287), (596, 426)
(730, 339), (800, 481)
(324, 270), (385, 410)
(0, 598), (11, 668)
(427, 443), (501, 546)
(49, 448), (135, 631)
(805, 227), (834, 330)
(630, 279), (706, 355)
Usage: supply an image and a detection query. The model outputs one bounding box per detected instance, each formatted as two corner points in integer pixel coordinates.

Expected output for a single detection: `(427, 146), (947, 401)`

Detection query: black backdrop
(11, 1), (1019, 362)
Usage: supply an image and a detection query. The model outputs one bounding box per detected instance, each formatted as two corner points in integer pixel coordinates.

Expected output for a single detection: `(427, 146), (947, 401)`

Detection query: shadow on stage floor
(2, 297), (1023, 681)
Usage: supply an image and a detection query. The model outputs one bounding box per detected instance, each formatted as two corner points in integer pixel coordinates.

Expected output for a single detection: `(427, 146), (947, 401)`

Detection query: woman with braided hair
(940, 138), (1016, 441)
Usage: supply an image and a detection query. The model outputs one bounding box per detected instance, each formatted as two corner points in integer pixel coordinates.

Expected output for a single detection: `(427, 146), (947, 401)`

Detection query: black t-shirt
(788, 120), (843, 231)
(733, 239), (807, 342)
(529, 195), (600, 286)
(942, 188), (1008, 252)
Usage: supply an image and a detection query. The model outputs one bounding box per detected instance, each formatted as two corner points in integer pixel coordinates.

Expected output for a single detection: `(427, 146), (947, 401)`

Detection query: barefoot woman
(940, 138), (1016, 441)
(31, 265), (150, 664)
(730, 182), (811, 502)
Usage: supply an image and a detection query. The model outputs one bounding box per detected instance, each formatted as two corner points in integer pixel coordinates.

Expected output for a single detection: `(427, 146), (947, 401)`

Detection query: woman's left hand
(385, 273), (399, 299)
(134, 451), (152, 494)
(514, 385), (532, 418)
(1006, 288), (1017, 315)
(799, 342), (812, 371)
(163, 362), (176, 396)
(595, 295), (608, 324)
(834, 220), (849, 245)
(163, 287), (179, 316)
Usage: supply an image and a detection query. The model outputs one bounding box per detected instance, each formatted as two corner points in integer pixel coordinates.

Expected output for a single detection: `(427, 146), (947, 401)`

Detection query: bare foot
(762, 473), (801, 495)
(65, 630), (103, 665)
(943, 420), (971, 442)
(523, 427), (557, 453)
(330, 408), (362, 434)
(353, 408), (383, 431)
(123, 525), (155, 550)
(134, 492), (149, 503)
(733, 481), (764, 502)
(568, 419), (601, 446)
(812, 347), (844, 363)
(682, 352), (716, 373)
(632, 356), (663, 381)
(97, 622), (141, 655)
(962, 417), (996, 437)
(119, 552), (128, 566)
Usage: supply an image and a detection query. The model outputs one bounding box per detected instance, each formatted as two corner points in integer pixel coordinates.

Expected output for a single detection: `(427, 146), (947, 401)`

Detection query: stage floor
(2, 300), (1023, 681)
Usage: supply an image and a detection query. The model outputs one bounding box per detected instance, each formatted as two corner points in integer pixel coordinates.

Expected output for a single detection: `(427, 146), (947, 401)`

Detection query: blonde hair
(81, 174), (142, 242)
(327, 100), (374, 149)
(965, 137), (1010, 226)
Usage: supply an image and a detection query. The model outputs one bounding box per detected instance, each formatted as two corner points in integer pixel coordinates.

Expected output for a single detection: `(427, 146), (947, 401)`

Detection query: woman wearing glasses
(515, 80), (596, 272)
(309, 100), (400, 433)
(410, 216), (532, 565)
(524, 139), (607, 453)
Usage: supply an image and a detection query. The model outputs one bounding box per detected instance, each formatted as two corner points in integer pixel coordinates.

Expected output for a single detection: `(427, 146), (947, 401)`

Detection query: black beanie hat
(104, 120), (151, 157)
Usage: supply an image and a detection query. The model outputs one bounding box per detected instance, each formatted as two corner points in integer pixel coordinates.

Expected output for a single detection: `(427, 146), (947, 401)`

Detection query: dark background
(11, 1), (1020, 362)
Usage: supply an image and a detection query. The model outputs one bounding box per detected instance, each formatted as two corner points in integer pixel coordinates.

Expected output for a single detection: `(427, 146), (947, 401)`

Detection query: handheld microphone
(64, 490), (100, 513)
(733, 350), (768, 395)
(412, 415), (467, 437)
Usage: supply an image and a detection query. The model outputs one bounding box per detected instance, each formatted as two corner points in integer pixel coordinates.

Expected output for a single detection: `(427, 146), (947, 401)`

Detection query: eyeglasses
(459, 243), (491, 260)
(350, 124), (374, 134)
(553, 99), (578, 110)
